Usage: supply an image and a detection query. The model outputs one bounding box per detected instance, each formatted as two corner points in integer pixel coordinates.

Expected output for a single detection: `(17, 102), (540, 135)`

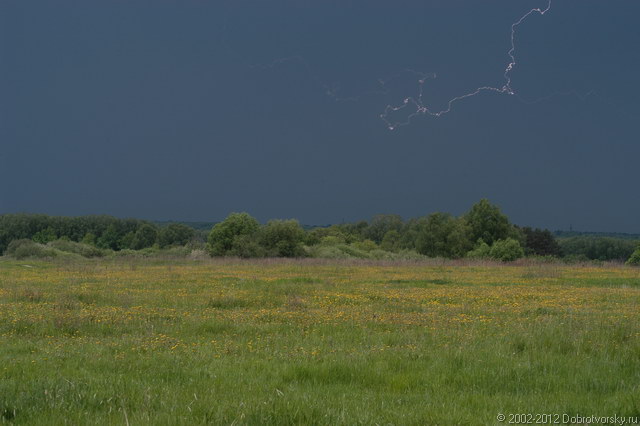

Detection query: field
(1, 258), (639, 425)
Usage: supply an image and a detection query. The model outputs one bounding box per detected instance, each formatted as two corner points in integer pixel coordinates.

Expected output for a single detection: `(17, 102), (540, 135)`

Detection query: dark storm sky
(1, 0), (639, 232)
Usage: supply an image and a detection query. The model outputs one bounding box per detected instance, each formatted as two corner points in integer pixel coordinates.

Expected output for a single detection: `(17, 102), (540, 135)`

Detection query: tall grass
(0, 258), (638, 424)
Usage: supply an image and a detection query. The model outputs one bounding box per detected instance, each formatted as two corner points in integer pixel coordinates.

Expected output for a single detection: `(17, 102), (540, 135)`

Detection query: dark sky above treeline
(1, 1), (639, 232)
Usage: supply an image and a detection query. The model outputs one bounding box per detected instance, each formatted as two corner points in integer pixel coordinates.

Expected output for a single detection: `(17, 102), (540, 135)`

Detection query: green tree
(306, 227), (349, 246)
(332, 221), (369, 243)
(365, 214), (404, 244)
(229, 234), (265, 258)
(207, 213), (260, 256)
(520, 226), (561, 256)
(97, 224), (120, 250)
(559, 236), (637, 261)
(158, 224), (195, 248)
(32, 227), (57, 244)
(414, 213), (472, 258)
(131, 224), (158, 250)
(258, 219), (306, 257)
(119, 232), (136, 250)
(380, 230), (402, 252)
(464, 199), (515, 246)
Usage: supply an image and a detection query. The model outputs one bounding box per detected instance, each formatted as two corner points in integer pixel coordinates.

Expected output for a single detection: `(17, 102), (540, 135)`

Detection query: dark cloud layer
(1, 0), (639, 231)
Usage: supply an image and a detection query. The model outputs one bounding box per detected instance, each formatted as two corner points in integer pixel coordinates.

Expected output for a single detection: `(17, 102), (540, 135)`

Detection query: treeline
(0, 214), (194, 254)
(1, 200), (639, 264)
(558, 237), (638, 262)
(204, 200), (562, 261)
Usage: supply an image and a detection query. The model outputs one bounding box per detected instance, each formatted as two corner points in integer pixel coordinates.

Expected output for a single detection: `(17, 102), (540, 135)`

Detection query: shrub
(111, 249), (142, 258)
(467, 240), (491, 259)
(81, 233), (97, 246)
(562, 254), (590, 264)
(353, 240), (378, 252)
(48, 239), (106, 258)
(305, 243), (369, 259)
(320, 236), (345, 246)
(338, 244), (371, 259)
(489, 238), (525, 262)
(627, 248), (640, 266)
(305, 244), (352, 259)
(6, 239), (58, 259)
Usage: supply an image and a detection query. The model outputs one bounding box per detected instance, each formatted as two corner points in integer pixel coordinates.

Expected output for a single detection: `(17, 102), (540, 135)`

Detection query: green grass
(0, 258), (639, 424)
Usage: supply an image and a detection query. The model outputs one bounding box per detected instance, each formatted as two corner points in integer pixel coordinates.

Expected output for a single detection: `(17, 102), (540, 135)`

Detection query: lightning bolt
(253, 1), (596, 130)
(380, 0), (553, 130)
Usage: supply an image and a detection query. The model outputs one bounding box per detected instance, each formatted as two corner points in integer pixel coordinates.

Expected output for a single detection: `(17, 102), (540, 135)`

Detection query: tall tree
(207, 213), (260, 256)
(365, 214), (404, 244)
(414, 213), (471, 258)
(464, 199), (515, 246)
(520, 227), (561, 256)
(259, 219), (306, 257)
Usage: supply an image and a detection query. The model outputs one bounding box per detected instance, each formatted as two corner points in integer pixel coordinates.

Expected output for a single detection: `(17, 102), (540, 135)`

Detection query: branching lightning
(252, 1), (596, 130)
(380, 0), (553, 130)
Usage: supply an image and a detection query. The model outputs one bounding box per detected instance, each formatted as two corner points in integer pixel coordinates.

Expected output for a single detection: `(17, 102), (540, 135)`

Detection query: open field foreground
(1, 258), (639, 425)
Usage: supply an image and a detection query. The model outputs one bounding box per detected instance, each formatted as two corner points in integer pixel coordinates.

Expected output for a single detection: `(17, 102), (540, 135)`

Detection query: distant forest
(1, 200), (639, 265)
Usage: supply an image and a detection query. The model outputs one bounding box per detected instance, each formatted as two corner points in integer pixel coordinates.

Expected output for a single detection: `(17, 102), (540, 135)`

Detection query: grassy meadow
(1, 258), (639, 425)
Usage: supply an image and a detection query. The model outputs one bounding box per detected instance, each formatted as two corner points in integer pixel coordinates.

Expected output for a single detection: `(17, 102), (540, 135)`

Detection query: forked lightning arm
(380, 0), (553, 130)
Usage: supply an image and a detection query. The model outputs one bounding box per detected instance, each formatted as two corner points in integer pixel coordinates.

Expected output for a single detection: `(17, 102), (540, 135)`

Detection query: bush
(467, 240), (491, 259)
(467, 238), (524, 262)
(111, 249), (143, 258)
(489, 238), (525, 262)
(353, 240), (378, 253)
(305, 242), (425, 261)
(305, 244), (352, 259)
(305, 243), (369, 259)
(369, 249), (425, 261)
(320, 235), (345, 246)
(48, 239), (106, 258)
(208, 213), (260, 256)
(81, 233), (97, 246)
(627, 248), (640, 266)
(562, 254), (591, 264)
(6, 239), (59, 259)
